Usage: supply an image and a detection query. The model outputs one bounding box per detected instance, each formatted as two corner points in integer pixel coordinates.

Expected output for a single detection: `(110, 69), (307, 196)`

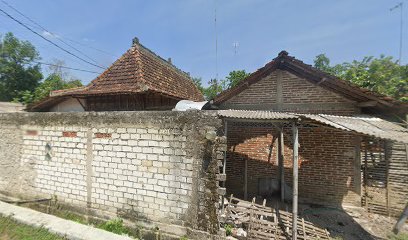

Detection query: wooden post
(393, 202), (408, 234)
(244, 158), (248, 201)
(221, 121), (228, 213)
(278, 128), (285, 202)
(292, 122), (299, 240)
(353, 136), (362, 196)
(385, 141), (390, 216)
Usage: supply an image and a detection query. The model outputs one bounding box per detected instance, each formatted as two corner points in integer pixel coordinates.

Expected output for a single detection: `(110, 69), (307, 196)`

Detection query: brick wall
(0, 111), (222, 236)
(225, 122), (361, 206)
(220, 70), (359, 115)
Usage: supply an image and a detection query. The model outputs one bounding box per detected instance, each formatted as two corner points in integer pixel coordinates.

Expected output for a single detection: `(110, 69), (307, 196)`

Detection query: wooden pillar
(222, 121), (228, 212)
(278, 127), (285, 202)
(292, 122), (299, 240)
(385, 141), (390, 216)
(393, 203), (408, 234)
(353, 136), (362, 196)
(244, 158), (248, 201)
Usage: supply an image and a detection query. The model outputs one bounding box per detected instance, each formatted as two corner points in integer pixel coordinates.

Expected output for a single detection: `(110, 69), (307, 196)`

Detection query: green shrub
(98, 218), (129, 235)
(224, 224), (233, 236)
(179, 236), (189, 240)
(389, 233), (408, 240)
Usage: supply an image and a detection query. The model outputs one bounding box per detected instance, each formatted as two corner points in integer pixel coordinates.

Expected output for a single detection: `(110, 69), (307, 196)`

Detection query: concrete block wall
(0, 111), (222, 236)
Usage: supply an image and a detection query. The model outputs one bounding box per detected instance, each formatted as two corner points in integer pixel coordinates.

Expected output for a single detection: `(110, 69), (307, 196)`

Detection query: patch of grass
(55, 210), (87, 225)
(0, 215), (66, 240)
(179, 236), (189, 240)
(97, 218), (130, 235)
(224, 224), (233, 236)
(389, 233), (408, 240)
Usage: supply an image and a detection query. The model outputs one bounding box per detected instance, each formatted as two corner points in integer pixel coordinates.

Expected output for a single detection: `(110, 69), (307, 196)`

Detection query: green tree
(13, 60), (83, 104)
(0, 32), (42, 101)
(30, 73), (82, 103)
(225, 70), (250, 88)
(204, 78), (223, 100)
(192, 77), (205, 94)
(314, 54), (408, 102)
(202, 70), (251, 100)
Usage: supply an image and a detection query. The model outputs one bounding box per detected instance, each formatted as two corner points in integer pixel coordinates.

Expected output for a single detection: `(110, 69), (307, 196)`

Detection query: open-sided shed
(218, 110), (408, 239)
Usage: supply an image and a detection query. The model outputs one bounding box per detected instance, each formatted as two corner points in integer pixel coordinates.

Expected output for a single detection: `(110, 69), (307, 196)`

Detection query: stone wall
(0, 111), (222, 237)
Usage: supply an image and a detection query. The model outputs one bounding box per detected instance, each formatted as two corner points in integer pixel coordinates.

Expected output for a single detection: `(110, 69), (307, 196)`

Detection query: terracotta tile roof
(30, 39), (204, 110)
(214, 51), (408, 111)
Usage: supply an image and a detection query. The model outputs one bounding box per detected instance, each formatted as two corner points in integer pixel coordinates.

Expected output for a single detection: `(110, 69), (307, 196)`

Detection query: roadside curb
(0, 201), (134, 240)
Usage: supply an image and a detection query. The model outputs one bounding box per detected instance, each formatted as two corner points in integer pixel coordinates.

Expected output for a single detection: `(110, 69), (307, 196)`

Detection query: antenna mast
(391, 2), (404, 64)
(233, 41), (239, 55)
(214, 0), (218, 80)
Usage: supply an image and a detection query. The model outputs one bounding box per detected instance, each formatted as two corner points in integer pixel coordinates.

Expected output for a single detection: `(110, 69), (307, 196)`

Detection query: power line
(33, 61), (102, 74)
(0, 6), (106, 70)
(63, 37), (118, 58)
(1, 0), (106, 67)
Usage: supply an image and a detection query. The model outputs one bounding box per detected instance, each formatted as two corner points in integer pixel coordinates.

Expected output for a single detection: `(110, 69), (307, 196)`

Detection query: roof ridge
(134, 41), (204, 99)
(136, 42), (192, 79)
(132, 43), (148, 89)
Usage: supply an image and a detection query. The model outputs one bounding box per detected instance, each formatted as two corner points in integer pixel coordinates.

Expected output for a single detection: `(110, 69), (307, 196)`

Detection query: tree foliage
(225, 70), (250, 89)
(314, 54), (408, 102)
(0, 32), (43, 101)
(0, 32), (85, 104)
(29, 73), (82, 103)
(192, 70), (250, 100)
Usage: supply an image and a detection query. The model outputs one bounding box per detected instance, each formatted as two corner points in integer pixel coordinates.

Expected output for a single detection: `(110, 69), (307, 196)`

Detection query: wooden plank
(302, 218), (307, 240)
(244, 158), (248, 200)
(278, 129), (285, 202)
(216, 173), (226, 182)
(217, 187), (226, 196)
(385, 141), (390, 216)
(292, 122), (299, 240)
(354, 136), (362, 195)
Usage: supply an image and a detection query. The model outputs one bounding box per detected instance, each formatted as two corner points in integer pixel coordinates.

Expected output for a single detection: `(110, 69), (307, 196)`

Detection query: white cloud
(82, 37), (95, 42)
(41, 30), (59, 39)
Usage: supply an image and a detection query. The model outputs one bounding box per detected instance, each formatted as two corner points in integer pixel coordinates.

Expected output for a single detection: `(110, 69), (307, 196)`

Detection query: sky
(0, 0), (407, 86)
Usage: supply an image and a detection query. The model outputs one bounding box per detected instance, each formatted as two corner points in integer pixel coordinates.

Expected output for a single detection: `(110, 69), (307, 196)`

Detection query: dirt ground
(299, 204), (408, 240)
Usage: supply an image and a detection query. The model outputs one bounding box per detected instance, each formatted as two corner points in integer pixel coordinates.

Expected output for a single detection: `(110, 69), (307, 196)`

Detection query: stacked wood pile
(223, 195), (330, 240)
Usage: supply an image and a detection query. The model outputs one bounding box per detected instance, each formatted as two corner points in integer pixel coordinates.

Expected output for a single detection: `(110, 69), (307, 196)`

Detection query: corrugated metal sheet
(218, 110), (298, 120)
(303, 114), (408, 143)
(218, 110), (408, 143)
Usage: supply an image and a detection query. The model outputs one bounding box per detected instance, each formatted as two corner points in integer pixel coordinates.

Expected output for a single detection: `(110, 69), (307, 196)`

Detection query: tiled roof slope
(30, 39), (204, 110)
(80, 40), (204, 101)
(214, 51), (408, 111)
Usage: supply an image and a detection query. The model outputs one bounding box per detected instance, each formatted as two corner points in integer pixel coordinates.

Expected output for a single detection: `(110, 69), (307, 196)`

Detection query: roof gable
(214, 51), (407, 111)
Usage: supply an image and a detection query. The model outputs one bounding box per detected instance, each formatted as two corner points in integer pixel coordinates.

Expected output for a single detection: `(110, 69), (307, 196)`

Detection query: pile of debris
(220, 195), (330, 240)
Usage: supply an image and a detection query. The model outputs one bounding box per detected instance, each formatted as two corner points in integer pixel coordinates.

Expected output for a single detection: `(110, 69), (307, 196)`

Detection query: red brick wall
(220, 70), (359, 115)
(225, 72), (278, 105)
(225, 122), (360, 206)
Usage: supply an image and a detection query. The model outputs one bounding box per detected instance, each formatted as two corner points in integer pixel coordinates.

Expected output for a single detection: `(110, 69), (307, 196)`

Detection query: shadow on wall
(225, 123), (360, 206)
(224, 152), (376, 239)
(224, 122), (377, 239)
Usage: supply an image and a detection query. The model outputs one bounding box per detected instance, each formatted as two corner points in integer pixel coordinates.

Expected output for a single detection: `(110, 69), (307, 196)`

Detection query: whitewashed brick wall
(21, 126), (88, 205)
(0, 111), (222, 234)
